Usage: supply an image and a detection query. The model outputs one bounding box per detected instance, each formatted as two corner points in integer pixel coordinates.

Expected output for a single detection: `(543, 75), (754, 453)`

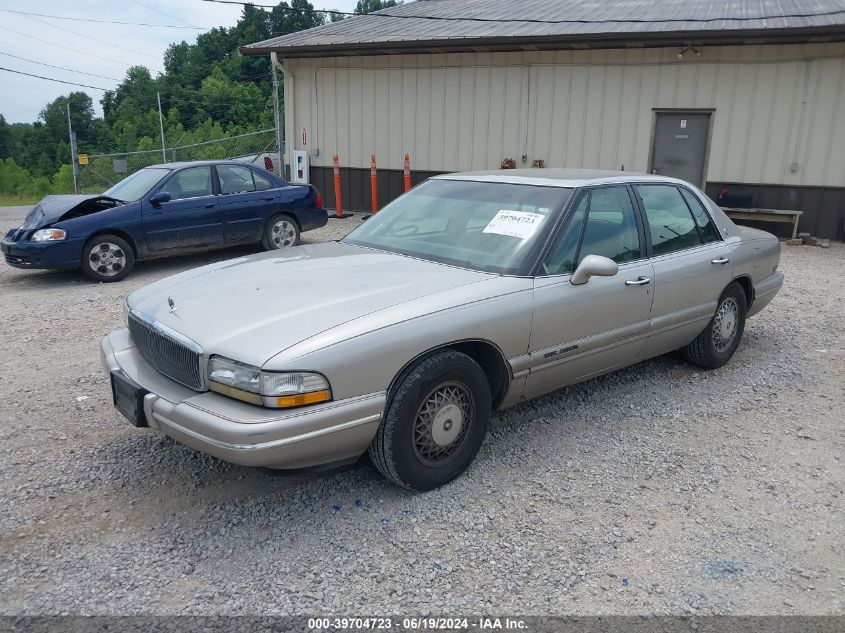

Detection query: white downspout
(271, 52), (294, 177)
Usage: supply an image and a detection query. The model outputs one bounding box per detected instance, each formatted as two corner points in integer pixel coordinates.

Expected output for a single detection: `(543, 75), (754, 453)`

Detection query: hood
(128, 242), (493, 367)
(21, 195), (123, 230)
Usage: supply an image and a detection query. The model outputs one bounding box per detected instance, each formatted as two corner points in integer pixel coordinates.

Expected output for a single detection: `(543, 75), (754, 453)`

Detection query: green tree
(270, 0), (327, 33)
(0, 115), (12, 160)
(3, 1), (328, 179)
(51, 164), (75, 194)
(354, 0), (398, 14)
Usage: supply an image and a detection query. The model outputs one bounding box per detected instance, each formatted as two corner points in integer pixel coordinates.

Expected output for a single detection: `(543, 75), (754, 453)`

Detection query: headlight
(31, 228), (67, 242)
(260, 372), (331, 408)
(207, 355), (331, 409)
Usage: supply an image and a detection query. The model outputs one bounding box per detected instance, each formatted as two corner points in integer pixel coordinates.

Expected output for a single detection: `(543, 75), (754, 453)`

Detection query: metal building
(242, 0), (845, 240)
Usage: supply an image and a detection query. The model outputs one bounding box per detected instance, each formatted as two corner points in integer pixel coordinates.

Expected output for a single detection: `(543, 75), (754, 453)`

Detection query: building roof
(241, 0), (845, 58)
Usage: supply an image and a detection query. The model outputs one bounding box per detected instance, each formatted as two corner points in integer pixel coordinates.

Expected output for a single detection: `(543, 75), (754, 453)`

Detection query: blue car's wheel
(262, 214), (300, 250)
(81, 234), (134, 283)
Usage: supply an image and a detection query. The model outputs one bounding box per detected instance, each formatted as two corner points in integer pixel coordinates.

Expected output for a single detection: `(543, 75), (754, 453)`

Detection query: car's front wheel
(81, 234), (134, 282)
(369, 350), (491, 491)
(262, 214), (300, 250)
(682, 281), (747, 369)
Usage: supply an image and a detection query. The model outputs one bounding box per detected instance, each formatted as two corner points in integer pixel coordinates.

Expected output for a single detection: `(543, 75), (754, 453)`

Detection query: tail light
(314, 190), (323, 208)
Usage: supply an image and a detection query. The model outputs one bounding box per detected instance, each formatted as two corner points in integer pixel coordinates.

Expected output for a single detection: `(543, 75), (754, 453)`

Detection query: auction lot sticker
(482, 210), (545, 239)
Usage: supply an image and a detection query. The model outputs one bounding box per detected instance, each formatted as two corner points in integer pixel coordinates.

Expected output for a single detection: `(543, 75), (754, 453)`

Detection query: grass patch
(0, 195), (40, 207)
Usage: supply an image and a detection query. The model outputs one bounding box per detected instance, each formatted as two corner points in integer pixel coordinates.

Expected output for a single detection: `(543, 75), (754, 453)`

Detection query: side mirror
(570, 254), (619, 285)
(149, 191), (171, 206)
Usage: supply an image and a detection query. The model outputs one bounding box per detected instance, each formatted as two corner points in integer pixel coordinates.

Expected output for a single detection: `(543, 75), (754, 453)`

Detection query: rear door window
(252, 170), (274, 191)
(679, 187), (722, 243)
(217, 165), (257, 195)
(636, 185), (703, 256)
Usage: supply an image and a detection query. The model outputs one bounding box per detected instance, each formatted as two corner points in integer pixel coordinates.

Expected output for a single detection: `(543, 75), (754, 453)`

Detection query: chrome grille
(128, 312), (204, 390)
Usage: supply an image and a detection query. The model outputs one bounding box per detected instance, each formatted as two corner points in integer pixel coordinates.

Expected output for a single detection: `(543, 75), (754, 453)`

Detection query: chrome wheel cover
(712, 296), (740, 352)
(88, 242), (126, 277)
(270, 220), (297, 248)
(412, 381), (475, 467)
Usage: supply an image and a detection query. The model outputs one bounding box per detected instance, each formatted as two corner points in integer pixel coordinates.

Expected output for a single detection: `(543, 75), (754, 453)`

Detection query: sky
(0, 0), (359, 124)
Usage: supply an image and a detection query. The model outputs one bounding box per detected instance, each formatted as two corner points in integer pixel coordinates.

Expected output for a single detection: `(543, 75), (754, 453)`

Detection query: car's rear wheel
(81, 234), (134, 282)
(262, 214), (300, 250)
(682, 281), (747, 369)
(369, 350), (491, 491)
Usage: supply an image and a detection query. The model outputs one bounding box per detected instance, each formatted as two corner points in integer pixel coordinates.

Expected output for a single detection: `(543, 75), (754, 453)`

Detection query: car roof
(433, 168), (692, 188)
(142, 160), (261, 170)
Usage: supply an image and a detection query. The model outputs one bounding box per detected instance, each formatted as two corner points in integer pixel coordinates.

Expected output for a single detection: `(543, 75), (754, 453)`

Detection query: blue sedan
(1, 160), (327, 282)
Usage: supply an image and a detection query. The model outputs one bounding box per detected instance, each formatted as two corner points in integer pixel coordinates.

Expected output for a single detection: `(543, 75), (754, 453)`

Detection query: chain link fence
(78, 129), (281, 192)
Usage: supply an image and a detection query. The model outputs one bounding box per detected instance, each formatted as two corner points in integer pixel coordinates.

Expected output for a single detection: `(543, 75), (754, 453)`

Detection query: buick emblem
(168, 296), (177, 313)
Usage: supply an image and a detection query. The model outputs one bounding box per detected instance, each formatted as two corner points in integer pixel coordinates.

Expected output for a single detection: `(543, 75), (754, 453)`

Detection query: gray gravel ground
(0, 207), (842, 616)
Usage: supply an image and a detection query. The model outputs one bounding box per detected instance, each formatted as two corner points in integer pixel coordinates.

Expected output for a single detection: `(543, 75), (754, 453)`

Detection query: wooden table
(720, 207), (803, 239)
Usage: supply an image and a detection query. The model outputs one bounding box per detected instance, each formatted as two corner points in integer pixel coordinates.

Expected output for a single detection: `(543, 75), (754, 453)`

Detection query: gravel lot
(0, 205), (842, 616)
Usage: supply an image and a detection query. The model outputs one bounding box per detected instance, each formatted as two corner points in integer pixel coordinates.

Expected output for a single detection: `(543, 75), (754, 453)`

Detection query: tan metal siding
(285, 43), (845, 187)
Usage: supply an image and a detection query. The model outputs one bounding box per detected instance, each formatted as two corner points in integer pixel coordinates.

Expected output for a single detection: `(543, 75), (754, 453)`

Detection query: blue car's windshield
(342, 179), (572, 275)
(104, 167), (171, 202)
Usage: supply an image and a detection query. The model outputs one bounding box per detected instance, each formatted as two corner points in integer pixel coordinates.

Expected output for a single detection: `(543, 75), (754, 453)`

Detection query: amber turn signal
(270, 390), (331, 409)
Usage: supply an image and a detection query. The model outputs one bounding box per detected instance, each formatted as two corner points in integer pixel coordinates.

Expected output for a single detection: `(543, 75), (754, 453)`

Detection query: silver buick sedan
(102, 169), (783, 490)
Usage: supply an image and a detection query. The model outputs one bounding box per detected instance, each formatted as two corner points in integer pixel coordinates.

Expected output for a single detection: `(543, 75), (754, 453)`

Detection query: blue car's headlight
(31, 228), (67, 242)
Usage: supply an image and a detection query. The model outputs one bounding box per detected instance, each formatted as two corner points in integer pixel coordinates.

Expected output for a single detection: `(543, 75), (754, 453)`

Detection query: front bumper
(101, 329), (385, 469)
(2, 231), (84, 270)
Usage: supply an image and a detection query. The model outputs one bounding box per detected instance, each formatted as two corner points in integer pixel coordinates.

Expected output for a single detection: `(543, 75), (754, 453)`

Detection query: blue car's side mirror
(149, 191), (171, 207)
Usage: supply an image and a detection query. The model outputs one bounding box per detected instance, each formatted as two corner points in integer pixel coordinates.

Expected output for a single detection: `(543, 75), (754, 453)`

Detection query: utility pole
(66, 102), (79, 194)
(156, 92), (167, 162)
(271, 65), (283, 178)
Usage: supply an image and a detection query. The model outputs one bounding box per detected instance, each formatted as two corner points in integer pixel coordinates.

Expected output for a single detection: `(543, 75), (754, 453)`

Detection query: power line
(0, 51), (121, 82)
(0, 66), (110, 91)
(0, 8), (208, 29)
(128, 0), (202, 29)
(200, 0), (845, 25)
(0, 25), (134, 67)
(200, 0), (360, 18)
(4, 5), (161, 61)
(0, 67), (271, 113)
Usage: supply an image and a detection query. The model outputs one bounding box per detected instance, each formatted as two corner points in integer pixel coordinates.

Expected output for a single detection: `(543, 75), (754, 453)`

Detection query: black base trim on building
(309, 167), (446, 215)
(705, 181), (845, 241)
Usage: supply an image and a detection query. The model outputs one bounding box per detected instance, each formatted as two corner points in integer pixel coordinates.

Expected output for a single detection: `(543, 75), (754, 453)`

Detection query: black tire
(262, 214), (300, 250)
(81, 234), (134, 282)
(682, 282), (747, 369)
(369, 350), (491, 491)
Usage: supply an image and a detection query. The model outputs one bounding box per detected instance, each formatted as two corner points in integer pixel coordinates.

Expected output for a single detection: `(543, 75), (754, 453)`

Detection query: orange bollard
(403, 153), (411, 192)
(370, 154), (379, 214)
(330, 154), (351, 218)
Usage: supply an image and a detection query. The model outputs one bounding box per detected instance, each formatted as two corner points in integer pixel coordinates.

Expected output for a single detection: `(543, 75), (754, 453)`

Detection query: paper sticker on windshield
(482, 210), (545, 239)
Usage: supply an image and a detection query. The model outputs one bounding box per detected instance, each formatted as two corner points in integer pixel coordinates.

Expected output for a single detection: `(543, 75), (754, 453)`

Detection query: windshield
(104, 167), (171, 201)
(342, 179), (572, 274)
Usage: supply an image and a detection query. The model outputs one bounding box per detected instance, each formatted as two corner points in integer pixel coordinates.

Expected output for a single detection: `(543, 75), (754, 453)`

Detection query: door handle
(625, 276), (651, 286)
(711, 257), (730, 265)
(264, 197), (274, 201)
(203, 203), (215, 208)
